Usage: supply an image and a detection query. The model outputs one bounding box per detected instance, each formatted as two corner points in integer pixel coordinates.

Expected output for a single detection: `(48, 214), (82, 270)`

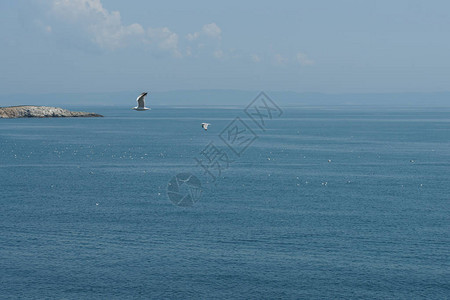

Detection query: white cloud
(185, 23), (223, 58)
(296, 52), (314, 66)
(186, 22), (222, 41)
(186, 32), (200, 41)
(48, 0), (224, 59)
(48, 0), (184, 56)
(44, 1), (311, 66)
(51, 0), (105, 21)
(50, 0), (145, 50)
(202, 23), (222, 39)
(147, 27), (181, 57)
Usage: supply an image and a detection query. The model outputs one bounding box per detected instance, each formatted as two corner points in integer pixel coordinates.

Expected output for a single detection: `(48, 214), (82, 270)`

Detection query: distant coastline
(0, 105), (103, 118)
(1, 90), (450, 107)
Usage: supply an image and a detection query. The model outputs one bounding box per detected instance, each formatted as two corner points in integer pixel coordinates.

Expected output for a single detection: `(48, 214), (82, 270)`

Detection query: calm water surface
(0, 106), (449, 299)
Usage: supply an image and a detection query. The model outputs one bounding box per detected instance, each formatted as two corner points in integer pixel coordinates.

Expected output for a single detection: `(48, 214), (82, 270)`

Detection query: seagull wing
(136, 93), (147, 108)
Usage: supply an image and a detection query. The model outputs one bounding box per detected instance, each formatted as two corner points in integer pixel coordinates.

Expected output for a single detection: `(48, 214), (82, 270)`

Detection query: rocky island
(0, 106), (103, 118)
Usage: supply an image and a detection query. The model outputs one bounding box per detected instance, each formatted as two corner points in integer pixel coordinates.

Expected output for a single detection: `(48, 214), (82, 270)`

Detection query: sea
(0, 105), (449, 299)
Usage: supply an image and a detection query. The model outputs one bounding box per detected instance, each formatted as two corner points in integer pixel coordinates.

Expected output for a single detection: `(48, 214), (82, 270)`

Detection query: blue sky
(1, 0), (449, 95)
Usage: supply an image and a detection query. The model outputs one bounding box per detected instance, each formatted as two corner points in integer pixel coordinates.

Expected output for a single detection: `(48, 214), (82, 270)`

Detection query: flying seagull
(201, 123), (210, 131)
(132, 92), (150, 111)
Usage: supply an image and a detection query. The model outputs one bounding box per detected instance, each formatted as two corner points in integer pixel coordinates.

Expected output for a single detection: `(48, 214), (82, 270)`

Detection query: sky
(1, 0), (449, 95)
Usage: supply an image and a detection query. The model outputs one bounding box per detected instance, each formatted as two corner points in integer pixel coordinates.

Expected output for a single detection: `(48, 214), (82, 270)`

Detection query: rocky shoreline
(0, 106), (103, 118)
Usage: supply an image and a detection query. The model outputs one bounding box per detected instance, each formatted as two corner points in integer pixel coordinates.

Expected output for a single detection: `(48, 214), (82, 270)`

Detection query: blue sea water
(0, 106), (449, 299)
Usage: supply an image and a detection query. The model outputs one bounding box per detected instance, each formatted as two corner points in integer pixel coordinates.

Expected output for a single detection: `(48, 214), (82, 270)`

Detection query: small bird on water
(132, 92), (150, 111)
(201, 123), (210, 131)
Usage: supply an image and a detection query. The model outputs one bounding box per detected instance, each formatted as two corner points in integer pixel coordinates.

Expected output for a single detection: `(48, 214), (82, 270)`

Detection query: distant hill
(1, 90), (449, 107)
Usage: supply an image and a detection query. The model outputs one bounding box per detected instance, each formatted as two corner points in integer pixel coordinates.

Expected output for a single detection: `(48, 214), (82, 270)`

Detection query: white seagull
(132, 92), (150, 111)
(201, 123), (210, 131)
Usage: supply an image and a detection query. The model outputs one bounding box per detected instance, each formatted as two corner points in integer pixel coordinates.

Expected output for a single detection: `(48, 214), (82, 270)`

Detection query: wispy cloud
(186, 23), (222, 41)
(201, 23), (222, 39)
(186, 32), (200, 42)
(50, 0), (146, 50)
(45, 0), (184, 57)
(185, 23), (224, 59)
(40, 0), (314, 66)
(296, 52), (314, 66)
(147, 27), (181, 57)
(46, 0), (226, 59)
